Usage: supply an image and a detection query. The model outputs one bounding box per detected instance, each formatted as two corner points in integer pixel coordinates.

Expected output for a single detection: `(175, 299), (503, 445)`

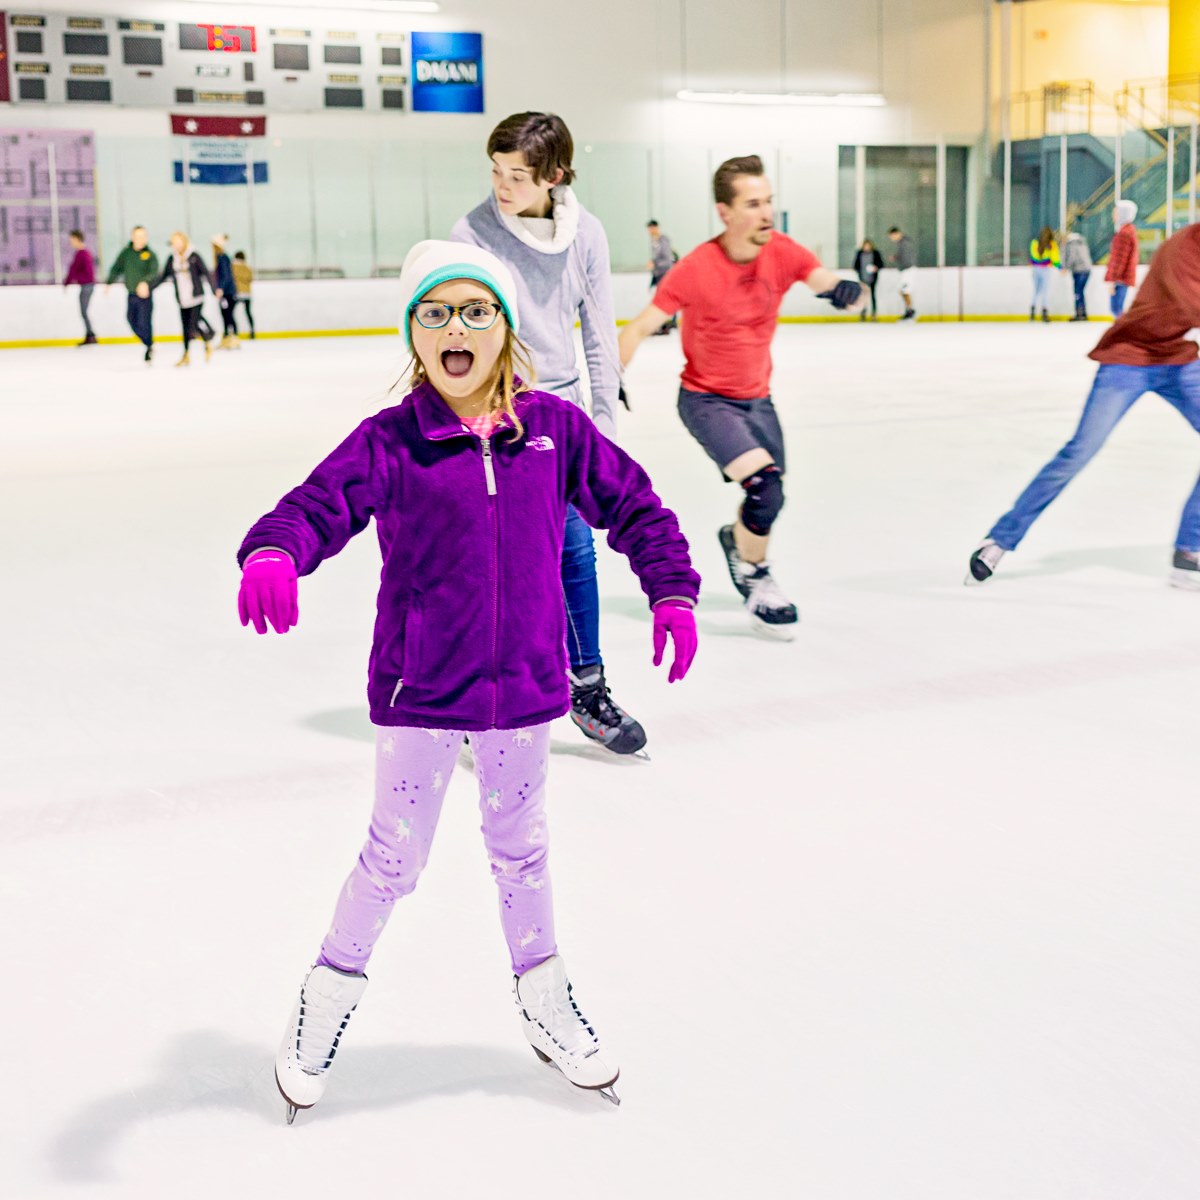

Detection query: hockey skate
(1170, 548), (1200, 591)
(742, 564), (799, 640)
(718, 525), (753, 599)
(569, 668), (648, 758)
(965, 539), (1005, 586)
(514, 955), (620, 1106)
(275, 964), (368, 1124)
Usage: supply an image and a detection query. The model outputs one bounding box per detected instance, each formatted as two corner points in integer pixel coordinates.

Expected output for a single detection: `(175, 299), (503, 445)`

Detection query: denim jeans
(1110, 284), (1129, 318)
(1072, 272), (1089, 315)
(562, 504), (600, 672)
(1031, 267), (1052, 311)
(988, 361), (1200, 552)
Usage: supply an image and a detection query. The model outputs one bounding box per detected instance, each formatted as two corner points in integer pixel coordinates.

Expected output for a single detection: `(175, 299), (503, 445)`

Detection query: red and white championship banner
(170, 114), (267, 138)
(0, 14), (11, 104)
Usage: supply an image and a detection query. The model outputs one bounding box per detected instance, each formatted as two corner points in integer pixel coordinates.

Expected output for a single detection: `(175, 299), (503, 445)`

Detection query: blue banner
(173, 161), (268, 186)
(411, 31), (483, 113)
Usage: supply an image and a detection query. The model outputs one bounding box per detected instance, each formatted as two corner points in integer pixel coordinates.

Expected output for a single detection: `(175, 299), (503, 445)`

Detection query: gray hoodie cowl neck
(451, 187), (620, 438)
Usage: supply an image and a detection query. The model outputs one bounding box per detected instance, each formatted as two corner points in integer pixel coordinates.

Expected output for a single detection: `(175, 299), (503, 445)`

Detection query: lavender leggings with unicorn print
(317, 724), (557, 976)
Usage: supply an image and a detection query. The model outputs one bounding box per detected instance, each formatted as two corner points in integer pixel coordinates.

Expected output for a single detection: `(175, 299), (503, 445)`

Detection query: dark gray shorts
(677, 388), (786, 480)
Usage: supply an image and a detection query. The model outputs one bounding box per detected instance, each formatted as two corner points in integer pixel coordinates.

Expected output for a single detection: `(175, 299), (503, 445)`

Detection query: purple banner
(0, 129), (96, 285)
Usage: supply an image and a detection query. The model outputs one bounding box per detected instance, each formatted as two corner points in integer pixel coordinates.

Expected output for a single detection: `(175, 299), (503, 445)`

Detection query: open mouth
(441, 348), (475, 378)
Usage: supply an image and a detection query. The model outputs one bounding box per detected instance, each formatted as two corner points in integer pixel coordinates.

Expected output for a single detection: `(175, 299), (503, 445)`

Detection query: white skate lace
(747, 569), (792, 614)
(295, 994), (353, 1075)
(538, 985), (600, 1058)
(976, 541), (1005, 569)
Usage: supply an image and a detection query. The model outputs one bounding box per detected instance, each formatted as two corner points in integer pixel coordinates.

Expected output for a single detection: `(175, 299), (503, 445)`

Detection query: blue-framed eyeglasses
(409, 301), (503, 331)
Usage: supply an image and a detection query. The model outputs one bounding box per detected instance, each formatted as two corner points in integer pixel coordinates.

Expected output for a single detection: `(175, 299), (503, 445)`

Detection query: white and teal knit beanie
(398, 240), (519, 350)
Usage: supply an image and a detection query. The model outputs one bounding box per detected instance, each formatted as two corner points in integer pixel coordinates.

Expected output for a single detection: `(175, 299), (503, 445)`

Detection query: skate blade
(558, 740), (651, 766)
(532, 1047), (621, 1105)
(963, 570), (992, 587)
(275, 1068), (312, 1126)
(749, 616), (798, 642)
(1169, 569), (1200, 591)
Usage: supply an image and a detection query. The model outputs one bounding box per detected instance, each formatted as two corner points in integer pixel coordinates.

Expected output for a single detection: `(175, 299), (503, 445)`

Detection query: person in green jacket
(105, 225), (159, 362)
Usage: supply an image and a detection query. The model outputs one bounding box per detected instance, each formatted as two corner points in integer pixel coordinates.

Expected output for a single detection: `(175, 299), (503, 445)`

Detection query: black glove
(618, 385), (631, 411)
(817, 280), (863, 310)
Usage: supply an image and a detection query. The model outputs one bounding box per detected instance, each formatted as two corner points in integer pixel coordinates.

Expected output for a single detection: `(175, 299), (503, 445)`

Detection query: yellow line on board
(0, 328), (400, 350)
(0, 316), (1113, 350)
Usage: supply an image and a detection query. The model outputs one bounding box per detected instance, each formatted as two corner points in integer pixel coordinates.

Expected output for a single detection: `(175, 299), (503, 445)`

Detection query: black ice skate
(965, 539), (1006, 586)
(569, 668), (648, 757)
(718, 524), (753, 599)
(1171, 548), (1200, 591)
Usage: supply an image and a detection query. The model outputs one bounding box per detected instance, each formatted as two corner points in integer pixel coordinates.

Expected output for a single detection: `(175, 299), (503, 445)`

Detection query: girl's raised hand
(651, 601), (697, 683)
(238, 550), (298, 635)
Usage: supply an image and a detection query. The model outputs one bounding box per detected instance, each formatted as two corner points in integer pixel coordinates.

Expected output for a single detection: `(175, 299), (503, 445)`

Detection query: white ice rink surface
(4, 323), (1199, 1199)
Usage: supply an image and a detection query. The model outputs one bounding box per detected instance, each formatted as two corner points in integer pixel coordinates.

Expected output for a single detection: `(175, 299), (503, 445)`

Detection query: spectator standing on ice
(64, 229), (97, 346)
(1029, 226), (1060, 323)
(853, 238), (883, 321)
(1107, 200), (1139, 319)
(888, 226), (917, 321)
(232, 251), (255, 339)
(1062, 226), (1093, 322)
(647, 220), (677, 333)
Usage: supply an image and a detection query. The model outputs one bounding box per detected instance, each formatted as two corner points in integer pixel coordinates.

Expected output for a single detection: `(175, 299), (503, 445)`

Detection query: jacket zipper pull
(481, 436), (497, 496)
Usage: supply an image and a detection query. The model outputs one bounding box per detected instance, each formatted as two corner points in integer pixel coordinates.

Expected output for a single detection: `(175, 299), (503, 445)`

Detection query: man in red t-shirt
(968, 222), (1200, 590)
(619, 155), (863, 638)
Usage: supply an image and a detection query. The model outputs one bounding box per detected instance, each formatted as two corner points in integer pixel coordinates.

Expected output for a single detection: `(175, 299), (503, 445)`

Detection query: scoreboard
(1, 11), (411, 112)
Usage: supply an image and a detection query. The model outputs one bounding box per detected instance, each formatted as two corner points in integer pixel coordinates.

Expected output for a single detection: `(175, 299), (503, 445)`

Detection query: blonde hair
(408, 322), (537, 440)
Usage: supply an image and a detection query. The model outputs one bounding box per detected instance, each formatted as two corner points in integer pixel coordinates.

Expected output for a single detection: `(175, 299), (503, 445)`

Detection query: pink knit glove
(652, 600), (697, 683)
(238, 550), (298, 635)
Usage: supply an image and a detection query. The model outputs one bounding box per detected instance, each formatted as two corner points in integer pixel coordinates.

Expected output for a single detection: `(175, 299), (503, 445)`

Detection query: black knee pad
(739, 465), (784, 536)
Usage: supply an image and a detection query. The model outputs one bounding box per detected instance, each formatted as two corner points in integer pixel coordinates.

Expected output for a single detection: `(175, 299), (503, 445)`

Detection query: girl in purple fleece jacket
(237, 241), (699, 1119)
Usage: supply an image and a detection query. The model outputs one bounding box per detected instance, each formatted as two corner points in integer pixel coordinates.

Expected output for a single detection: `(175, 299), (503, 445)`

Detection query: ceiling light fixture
(189, 1), (441, 12)
(677, 89), (886, 108)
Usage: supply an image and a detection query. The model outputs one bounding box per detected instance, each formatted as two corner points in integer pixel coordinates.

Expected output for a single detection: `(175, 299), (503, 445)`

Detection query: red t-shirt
(1089, 224), (1200, 367)
(652, 233), (820, 399)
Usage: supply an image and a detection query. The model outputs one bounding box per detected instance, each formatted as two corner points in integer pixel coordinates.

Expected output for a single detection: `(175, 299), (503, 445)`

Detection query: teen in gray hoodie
(450, 112), (646, 756)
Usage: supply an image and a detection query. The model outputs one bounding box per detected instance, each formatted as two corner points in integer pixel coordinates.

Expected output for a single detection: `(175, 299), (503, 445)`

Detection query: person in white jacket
(451, 111), (648, 757)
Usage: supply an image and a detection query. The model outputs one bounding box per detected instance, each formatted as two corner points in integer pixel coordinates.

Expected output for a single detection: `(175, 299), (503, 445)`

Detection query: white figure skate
(275, 964), (368, 1124)
(514, 955), (620, 1106)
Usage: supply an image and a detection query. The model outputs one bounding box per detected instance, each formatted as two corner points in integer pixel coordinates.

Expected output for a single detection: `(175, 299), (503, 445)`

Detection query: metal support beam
(1059, 133), (1068, 235)
(1000, 0), (1012, 264)
(937, 138), (947, 267)
(854, 145), (866, 248)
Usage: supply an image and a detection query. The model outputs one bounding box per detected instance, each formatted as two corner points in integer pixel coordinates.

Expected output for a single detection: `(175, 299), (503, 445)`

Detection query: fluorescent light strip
(183, 1), (440, 11)
(677, 88), (886, 108)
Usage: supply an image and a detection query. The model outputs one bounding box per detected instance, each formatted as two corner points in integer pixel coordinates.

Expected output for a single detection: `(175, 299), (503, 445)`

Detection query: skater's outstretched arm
(618, 303), (672, 368)
(807, 266), (867, 312)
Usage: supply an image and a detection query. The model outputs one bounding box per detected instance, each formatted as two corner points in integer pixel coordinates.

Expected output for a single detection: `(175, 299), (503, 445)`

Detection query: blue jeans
(562, 503), (600, 672)
(1072, 272), (1089, 316)
(1031, 268), (1052, 311)
(1110, 284), (1128, 318)
(988, 361), (1200, 553)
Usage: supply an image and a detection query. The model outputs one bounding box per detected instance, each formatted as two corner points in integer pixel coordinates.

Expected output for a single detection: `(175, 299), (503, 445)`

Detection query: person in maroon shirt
(1106, 200), (1139, 318)
(64, 230), (97, 346)
(968, 222), (1200, 591)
